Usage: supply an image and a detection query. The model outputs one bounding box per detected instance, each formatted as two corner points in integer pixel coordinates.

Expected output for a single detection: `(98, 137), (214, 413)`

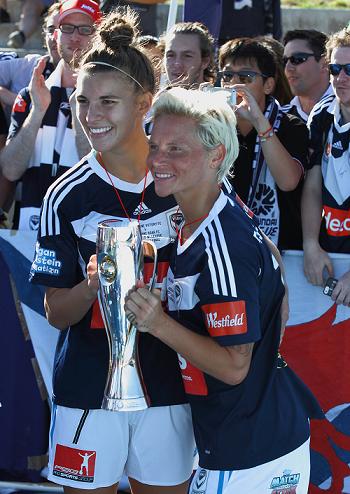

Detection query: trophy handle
(142, 240), (158, 290)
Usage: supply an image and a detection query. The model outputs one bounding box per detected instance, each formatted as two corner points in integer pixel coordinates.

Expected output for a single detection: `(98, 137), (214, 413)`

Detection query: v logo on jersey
(132, 202), (152, 215)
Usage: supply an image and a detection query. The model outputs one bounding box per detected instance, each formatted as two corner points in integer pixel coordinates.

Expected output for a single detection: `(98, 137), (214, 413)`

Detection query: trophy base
(102, 395), (148, 412)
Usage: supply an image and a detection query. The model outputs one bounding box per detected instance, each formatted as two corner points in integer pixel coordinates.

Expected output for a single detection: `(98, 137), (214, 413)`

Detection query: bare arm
(44, 255), (99, 330)
(125, 285), (253, 386)
(235, 84), (302, 191)
(301, 165), (333, 286)
(0, 58), (51, 182)
(0, 86), (17, 107)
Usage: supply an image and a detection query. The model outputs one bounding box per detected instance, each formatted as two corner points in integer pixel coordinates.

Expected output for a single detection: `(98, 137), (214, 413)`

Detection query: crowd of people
(0, 0), (349, 492)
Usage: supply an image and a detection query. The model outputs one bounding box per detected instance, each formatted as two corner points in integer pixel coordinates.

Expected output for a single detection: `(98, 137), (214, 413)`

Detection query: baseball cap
(58, 0), (101, 24)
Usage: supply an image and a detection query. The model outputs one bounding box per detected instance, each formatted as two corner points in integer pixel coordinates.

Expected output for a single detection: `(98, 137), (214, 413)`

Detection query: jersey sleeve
(307, 105), (330, 169)
(29, 192), (80, 289)
(277, 112), (310, 172)
(7, 87), (31, 141)
(196, 221), (264, 347)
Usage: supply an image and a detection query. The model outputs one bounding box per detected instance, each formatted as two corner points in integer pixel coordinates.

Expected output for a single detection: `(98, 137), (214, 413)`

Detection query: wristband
(258, 125), (273, 137)
(259, 129), (275, 142)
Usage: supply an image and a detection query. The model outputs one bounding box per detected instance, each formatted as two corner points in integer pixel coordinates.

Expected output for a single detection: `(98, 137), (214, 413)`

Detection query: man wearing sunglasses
(302, 28), (350, 307)
(218, 38), (309, 251)
(282, 29), (333, 122)
(0, 0), (99, 230)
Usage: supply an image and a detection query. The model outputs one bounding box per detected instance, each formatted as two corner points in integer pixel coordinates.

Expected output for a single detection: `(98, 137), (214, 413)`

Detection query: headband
(84, 61), (144, 91)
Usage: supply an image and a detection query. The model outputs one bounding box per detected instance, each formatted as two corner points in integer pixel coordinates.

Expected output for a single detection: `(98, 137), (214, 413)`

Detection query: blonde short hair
(152, 87), (239, 182)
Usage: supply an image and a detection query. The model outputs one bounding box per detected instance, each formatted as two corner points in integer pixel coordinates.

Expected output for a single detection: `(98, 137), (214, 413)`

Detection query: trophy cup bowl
(97, 218), (157, 411)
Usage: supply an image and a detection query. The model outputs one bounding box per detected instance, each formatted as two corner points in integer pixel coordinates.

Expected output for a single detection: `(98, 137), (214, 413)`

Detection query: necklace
(176, 208), (209, 244)
(98, 152), (148, 224)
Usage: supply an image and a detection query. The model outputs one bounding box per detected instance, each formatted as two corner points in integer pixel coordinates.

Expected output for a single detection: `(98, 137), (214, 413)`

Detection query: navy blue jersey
(167, 191), (323, 470)
(30, 151), (186, 409)
(308, 95), (350, 253)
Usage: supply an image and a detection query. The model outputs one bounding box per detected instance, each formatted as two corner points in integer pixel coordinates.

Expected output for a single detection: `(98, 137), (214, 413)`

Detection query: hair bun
(96, 8), (140, 49)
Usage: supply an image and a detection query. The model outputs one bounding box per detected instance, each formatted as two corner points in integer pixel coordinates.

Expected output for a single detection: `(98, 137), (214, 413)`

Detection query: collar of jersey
(89, 150), (154, 192)
(177, 191), (228, 254)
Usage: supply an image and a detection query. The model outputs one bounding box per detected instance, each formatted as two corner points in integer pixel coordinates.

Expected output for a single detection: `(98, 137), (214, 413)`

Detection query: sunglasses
(329, 63), (350, 76)
(218, 70), (268, 84)
(282, 52), (318, 67)
(59, 24), (94, 36)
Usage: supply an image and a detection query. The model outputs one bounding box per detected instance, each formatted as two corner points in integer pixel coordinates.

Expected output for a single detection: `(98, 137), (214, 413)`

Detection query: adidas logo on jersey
(132, 202), (152, 215)
(332, 141), (343, 151)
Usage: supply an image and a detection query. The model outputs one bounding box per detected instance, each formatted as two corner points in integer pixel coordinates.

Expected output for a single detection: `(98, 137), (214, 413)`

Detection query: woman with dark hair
(29, 9), (195, 494)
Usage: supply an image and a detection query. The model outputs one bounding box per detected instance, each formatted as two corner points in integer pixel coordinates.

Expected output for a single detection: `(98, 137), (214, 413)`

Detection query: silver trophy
(97, 218), (157, 411)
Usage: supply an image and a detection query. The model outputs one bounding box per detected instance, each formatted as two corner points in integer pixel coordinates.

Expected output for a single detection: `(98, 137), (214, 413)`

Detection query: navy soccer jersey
(30, 150), (186, 409)
(167, 191), (323, 470)
(308, 95), (350, 253)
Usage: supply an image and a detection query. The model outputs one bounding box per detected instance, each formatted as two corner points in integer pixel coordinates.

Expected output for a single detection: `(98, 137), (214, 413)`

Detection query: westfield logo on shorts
(202, 301), (247, 336)
(53, 444), (96, 483)
(324, 206), (350, 237)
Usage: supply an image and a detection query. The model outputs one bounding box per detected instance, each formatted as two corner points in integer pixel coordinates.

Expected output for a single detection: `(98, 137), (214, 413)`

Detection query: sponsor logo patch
(324, 206), (350, 237)
(30, 244), (62, 277)
(53, 445), (96, 483)
(270, 469), (300, 493)
(13, 94), (27, 113)
(168, 211), (184, 233)
(178, 354), (208, 396)
(202, 301), (247, 336)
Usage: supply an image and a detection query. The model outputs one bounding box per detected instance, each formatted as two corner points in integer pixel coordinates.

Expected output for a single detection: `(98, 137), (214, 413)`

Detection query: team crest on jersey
(29, 214), (40, 230)
(202, 301), (247, 336)
(53, 445), (96, 483)
(269, 469), (300, 493)
(168, 211), (184, 233)
(191, 468), (209, 494)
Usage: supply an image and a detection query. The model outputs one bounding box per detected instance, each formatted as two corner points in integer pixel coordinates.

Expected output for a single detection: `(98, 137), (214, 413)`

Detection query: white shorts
(48, 403), (195, 489)
(189, 438), (310, 494)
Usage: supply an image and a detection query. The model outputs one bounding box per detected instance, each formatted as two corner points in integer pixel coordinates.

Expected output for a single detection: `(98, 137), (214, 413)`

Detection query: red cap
(59, 0), (101, 24)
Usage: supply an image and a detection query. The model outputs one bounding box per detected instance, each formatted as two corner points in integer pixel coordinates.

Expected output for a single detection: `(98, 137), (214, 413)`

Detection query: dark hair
(137, 34), (159, 48)
(283, 29), (328, 59)
(219, 38), (276, 78)
(79, 7), (155, 94)
(159, 22), (216, 83)
(43, 1), (61, 31)
(256, 35), (292, 105)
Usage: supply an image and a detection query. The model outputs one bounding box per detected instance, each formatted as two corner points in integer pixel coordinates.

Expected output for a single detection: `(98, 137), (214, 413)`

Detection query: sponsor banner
(281, 250), (350, 493)
(202, 301), (247, 336)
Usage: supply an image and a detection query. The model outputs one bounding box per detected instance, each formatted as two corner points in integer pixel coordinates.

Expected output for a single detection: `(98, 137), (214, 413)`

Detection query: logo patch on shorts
(192, 468), (209, 494)
(270, 469), (300, 493)
(202, 301), (247, 336)
(53, 445), (96, 483)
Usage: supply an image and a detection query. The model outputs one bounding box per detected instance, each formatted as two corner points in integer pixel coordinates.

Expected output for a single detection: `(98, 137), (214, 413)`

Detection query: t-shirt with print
(308, 94), (350, 253)
(29, 150), (186, 410)
(231, 110), (309, 250)
(167, 191), (323, 470)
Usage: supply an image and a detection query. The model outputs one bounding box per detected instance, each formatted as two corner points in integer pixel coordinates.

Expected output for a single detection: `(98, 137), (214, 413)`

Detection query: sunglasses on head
(218, 70), (268, 84)
(59, 24), (94, 36)
(329, 63), (350, 76)
(282, 52), (318, 67)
